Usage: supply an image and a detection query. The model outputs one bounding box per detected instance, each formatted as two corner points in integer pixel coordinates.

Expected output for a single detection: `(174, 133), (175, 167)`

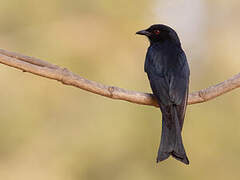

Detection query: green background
(0, 0), (240, 179)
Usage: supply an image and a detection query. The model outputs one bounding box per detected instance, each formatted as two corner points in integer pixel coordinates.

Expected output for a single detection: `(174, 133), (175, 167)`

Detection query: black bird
(136, 24), (190, 165)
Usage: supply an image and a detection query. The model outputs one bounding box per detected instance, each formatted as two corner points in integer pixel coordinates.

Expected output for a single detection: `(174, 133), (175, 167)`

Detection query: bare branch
(0, 49), (239, 107)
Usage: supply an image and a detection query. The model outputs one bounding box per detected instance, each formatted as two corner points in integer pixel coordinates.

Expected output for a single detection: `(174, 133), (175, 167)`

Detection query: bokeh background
(0, 0), (240, 179)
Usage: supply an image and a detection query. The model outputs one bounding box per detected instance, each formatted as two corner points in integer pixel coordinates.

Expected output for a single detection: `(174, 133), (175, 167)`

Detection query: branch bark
(0, 49), (239, 107)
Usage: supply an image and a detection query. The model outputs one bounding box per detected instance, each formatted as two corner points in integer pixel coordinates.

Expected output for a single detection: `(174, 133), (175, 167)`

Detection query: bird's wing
(145, 49), (189, 129)
(168, 52), (189, 129)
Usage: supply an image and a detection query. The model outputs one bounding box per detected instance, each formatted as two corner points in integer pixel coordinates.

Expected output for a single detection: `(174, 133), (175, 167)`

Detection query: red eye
(154, 30), (160, 35)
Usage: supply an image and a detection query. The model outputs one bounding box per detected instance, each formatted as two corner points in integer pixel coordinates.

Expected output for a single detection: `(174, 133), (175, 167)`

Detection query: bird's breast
(146, 46), (181, 76)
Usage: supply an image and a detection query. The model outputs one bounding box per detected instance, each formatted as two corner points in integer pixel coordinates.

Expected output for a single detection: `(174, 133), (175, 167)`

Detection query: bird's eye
(154, 30), (160, 35)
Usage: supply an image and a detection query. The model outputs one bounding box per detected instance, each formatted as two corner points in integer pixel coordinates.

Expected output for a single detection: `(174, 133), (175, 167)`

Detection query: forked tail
(157, 105), (189, 165)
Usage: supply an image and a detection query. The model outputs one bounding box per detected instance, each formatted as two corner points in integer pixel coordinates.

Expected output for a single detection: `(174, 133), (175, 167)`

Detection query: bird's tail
(157, 105), (189, 165)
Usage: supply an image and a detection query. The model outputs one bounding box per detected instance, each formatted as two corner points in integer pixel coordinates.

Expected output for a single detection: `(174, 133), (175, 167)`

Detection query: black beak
(136, 30), (151, 36)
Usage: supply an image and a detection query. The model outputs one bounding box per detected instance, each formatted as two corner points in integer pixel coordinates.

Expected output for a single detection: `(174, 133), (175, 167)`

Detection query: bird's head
(136, 24), (181, 45)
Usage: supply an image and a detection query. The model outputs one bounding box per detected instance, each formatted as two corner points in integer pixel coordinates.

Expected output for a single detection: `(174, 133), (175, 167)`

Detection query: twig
(0, 49), (239, 106)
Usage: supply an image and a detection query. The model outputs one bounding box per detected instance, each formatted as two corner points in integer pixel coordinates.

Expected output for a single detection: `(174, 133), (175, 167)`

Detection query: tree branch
(0, 49), (239, 107)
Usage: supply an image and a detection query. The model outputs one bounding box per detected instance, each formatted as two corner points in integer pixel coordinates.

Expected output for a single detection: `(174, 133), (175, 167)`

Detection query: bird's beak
(136, 30), (151, 36)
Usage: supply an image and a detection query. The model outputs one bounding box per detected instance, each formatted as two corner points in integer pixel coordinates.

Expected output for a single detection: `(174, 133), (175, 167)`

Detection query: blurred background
(0, 0), (240, 179)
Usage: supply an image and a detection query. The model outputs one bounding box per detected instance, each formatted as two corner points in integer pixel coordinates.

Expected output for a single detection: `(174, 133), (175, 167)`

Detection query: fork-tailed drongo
(136, 24), (190, 165)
